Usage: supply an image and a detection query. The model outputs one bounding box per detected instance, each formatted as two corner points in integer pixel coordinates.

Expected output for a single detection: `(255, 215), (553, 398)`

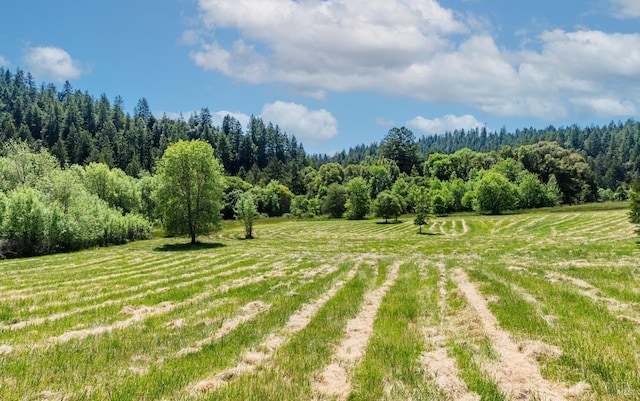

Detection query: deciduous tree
(474, 171), (518, 214)
(322, 183), (347, 218)
(235, 192), (258, 239)
(155, 140), (224, 244)
(373, 190), (402, 223)
(345, 177), (370, 220)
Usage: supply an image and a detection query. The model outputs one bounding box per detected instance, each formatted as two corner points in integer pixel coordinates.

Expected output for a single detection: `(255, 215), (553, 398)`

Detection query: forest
(0, 67), (638, 257)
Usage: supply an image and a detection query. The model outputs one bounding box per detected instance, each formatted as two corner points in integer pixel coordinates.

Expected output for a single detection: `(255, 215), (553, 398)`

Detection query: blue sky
(1, 0), (639, 154)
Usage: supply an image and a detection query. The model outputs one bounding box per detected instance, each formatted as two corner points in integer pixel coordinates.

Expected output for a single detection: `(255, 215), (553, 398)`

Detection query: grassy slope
(0, 202), (638, 400)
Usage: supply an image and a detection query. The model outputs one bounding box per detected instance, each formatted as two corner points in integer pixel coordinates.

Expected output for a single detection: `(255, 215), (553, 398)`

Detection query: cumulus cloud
(188, 0), (640, 120)
(23, 46), (87, 82)
(0, 55), (9, 67)
(408, 114), (484, 135)
(260, 101), (338, 144)
(611, 0), (640, 18)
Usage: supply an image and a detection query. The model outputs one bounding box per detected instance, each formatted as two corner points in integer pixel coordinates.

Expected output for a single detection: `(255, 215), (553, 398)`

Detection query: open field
(0, 204), (639, 400)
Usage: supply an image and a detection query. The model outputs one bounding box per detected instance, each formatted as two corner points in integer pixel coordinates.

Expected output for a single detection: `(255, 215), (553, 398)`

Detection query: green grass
(0, 205), (638, 400)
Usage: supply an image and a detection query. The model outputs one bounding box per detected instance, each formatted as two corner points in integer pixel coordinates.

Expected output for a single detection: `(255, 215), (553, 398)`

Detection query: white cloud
(570, 97), (637, 117)
(188, 0), (640, 120)
(375, 117), (396, 127)
(0, 55), (9, 67)
(23, 46), (86, 82)
(407, 114), (484, 135)
(212, 110), (251, 128)
(611, 0), (640, 18)
(260, 101), (338, 144)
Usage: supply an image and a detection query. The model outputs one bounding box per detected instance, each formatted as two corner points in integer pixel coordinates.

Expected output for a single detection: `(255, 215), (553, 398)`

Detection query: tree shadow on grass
(154, 242), (226, 252)
(416, 231), (442, 236)
(375, 220), (404, 225)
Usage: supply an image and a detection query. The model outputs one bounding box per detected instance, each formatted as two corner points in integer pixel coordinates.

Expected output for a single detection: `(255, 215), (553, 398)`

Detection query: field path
(452, 268), (579, 401)
(313, 261), (400, 399)
(189, 263), (361, 394)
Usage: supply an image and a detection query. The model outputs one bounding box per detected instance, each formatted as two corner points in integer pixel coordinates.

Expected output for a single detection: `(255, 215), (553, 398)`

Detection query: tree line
(326, 122), (640, 192)
(1, 66), (637, 255)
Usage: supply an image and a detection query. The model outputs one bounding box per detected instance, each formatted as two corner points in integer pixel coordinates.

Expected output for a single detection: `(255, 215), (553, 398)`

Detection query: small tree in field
(234, 193), (258, 239)
(413, 187), (432, 234)
(373, 190), (402, 223)
(155, 140), (224, 244)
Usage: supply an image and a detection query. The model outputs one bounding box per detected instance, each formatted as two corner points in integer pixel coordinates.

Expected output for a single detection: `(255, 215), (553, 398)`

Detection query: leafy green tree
(492, 158), (523, 183)
(431, 192), (448, 216)
(345, 177), (370, 220)
(315, 162), (344, 188)
(221, 176), (253, 219)
(154, 140), (224, 244)
(413, 187), (432, 234)
(474, 171), (518, 214)
(391, 177), (410, 212)
(0, 140), (59, 192)
(373, 190), (403, 223)
(517, 172), (548, 209)
(322, 183), (347, 218)
(265, 180), (294, 216)
(517, 141), (597, 203)
(368, 164), (392, 200)
(2, 186), (48, 256)
(137, 174), (158, 222)
(424, 153), (453, 181)
(234, 193), (258, 239)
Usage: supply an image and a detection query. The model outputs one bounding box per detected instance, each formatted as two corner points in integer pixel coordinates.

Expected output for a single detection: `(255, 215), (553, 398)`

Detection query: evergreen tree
(380, 127), (418, 174)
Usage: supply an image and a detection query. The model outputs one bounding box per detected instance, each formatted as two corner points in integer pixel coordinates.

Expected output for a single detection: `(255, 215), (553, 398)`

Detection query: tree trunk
(191, 231), (196, 244)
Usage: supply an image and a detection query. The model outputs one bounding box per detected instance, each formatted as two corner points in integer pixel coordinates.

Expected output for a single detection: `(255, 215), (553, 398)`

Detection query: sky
(1, 0), (639, 154)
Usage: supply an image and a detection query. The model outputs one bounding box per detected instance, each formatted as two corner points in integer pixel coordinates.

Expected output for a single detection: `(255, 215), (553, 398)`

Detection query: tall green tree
(154, 140), (224, 244)
(380, 127), (418, 174)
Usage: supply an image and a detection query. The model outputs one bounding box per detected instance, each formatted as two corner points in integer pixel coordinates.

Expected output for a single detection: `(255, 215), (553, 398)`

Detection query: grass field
(0, 203), (638, 400)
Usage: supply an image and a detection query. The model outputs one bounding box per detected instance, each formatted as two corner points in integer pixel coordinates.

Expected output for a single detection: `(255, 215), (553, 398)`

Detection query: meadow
(0, 203), (638, 401)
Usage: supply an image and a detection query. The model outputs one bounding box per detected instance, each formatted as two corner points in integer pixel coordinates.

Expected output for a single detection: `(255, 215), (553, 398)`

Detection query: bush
(2, 187), (48, 256)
